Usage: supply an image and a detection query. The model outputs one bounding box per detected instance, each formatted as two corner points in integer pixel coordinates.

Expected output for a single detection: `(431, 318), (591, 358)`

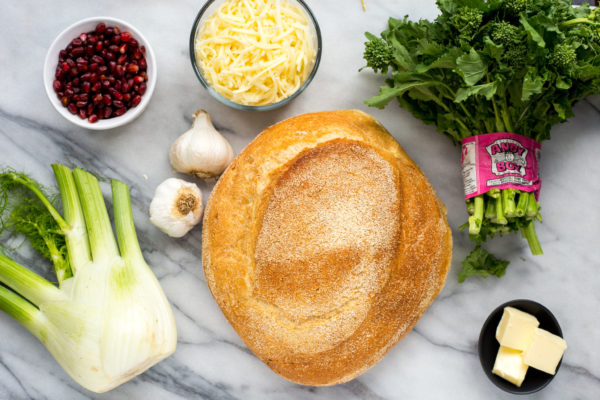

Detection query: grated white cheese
(195, 0), (317, 106)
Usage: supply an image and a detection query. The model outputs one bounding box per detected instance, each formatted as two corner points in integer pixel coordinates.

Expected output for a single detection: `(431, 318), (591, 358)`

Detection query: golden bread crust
(202, 110), (452, 385)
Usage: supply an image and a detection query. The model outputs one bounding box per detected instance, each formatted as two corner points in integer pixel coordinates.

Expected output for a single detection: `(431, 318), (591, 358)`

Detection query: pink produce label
(461, 133), (541, 200)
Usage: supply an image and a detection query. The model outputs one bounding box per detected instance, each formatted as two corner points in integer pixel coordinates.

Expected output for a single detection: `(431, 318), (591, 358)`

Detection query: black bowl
(478, 299), (564, 394)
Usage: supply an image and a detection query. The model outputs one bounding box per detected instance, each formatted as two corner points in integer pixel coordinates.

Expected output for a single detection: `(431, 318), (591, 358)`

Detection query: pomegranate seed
(80, 72), (91, 81)
(115, 65), (125, 77)
(79, 109), (87, 119)
(91, 55), (104, 64)
(87, 103), (94, 115)
(59, 49), (68, 59)
(140, 45), (146, 54)
(106, 52), (116, 62)
(71, 47), (83, 57)
(114, 80), (122, 91)
(93, 94), (103, 104)
(76, 101), (87, 108)
(98, 65), (108, 75)
(76, 57), (88, 65)
(117, 54), (127, 65)
(89, 62), (98, 71)
(133, 75), (144, 84)
(82, 81), (91, 93)
(138, 83), (147, 95)
(132, 49), (142, 59)
(89, 35), (98, 44)
(72, 38), (82, 47)
(88, 114), (99, 123)
(109, 44), (119, 53)
(108, 61), (116, 73)
(131, 95), (141, 107)
(123, 93), (131, 102)
(121, 80), (129, 92)
(65, 88), (74, 97)
(79, 93), (89, 102)
(100, 49), (108, 58)
(61, 96), (69, 106)
(67, 104), (78, 114)
(114, 107), (126, 116)
(92, 82), (101, 92)
(96, 41), (104, 51)
(126, 64), (139, 74)
(69, 67), (78, 76)
(105, 27), (114, 37)
(86, 45), (94, 56)
(113, 100), (124, 108)
(112, 35), (121, 44)
(121, 32), (131, 42)
(55, 68), (64, 80)
(96, 23), (106, 33)
(110, 89), (123, 100)
(103, 94), (112, 105)
(113, 26), (121, 35)
(103, 107), (113, 118)
(129, 38), (138, 48)
(53, 80), (62, 92)
(119, 44), (127, 54)
(102, 80), (111, 89)
(79, 33), (88, 42)
(138, 58), (147, 70)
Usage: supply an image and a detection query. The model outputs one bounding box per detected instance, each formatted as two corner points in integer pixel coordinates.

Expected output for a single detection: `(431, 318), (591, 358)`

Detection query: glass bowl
(189, 0), (322, 111)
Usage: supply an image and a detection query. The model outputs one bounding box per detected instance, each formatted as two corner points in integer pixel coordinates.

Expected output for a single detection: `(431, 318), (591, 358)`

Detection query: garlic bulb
(149, 178), (203, 238)
(169, 109), (235, 179)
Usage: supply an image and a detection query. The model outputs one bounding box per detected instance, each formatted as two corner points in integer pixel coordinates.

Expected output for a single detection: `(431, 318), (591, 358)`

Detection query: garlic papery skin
(169, 109), (235, 179)
(149, 178), (203, 238)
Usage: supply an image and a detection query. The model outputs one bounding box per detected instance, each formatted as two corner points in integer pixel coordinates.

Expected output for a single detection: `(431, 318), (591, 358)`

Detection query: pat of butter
(496, 307), (539, 351)
(523, 328), (567, 375)
(492, 346), (529, 387)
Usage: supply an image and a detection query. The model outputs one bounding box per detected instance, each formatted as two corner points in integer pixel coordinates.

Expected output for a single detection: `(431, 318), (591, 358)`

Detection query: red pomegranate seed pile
(53, 23), (148, 123)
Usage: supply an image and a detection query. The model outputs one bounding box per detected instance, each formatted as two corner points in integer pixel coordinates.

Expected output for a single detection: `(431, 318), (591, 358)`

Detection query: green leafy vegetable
(362, 0), (600, 281)
(0, 166), (177, 393)
(458, 245), (510, 283)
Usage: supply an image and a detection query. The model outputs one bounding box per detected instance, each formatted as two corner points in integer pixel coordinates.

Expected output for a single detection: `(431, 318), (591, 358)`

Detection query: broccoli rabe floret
(549, 43), (576, 72)
(450, 7), (484, 40)
(491, 21), (520, 46)
(363, 34), (393, 73)
(503, 0), (530, 16)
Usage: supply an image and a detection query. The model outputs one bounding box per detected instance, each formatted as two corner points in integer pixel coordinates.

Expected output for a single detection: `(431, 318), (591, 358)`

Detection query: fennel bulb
(0, 165), (177, 393)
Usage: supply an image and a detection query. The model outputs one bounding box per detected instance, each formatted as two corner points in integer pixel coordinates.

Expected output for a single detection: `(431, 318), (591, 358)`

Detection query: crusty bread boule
(202, 110), (452, 385)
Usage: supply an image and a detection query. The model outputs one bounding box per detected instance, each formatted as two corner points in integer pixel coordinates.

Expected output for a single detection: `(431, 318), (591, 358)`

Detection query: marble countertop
(1, 1), (599, 399)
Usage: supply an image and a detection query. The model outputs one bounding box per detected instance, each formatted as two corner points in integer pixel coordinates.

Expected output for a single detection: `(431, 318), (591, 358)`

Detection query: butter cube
(496, 307), (539, 351)
(492, 346), (529, 387)
(523, 328), (567, 375)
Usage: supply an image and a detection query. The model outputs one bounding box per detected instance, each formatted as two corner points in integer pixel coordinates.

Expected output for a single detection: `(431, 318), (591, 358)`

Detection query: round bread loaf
(202, 110), (452, 385)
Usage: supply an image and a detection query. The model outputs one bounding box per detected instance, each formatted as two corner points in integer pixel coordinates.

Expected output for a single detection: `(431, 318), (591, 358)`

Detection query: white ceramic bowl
(43, 16), (156, 130)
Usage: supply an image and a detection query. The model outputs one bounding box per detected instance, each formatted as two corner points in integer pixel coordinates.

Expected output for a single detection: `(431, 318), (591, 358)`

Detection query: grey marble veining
(0, 1), (599, 399)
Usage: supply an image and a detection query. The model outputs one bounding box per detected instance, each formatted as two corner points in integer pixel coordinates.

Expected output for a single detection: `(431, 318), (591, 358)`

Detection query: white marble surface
(0, 1), (599, 399)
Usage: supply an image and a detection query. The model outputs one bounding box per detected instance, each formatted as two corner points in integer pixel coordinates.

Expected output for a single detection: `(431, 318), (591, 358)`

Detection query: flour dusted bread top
(202, 110), (452, 385)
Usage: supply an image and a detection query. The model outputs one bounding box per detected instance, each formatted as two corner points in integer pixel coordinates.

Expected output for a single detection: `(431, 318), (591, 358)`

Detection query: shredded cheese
(195, 0), (317, 106)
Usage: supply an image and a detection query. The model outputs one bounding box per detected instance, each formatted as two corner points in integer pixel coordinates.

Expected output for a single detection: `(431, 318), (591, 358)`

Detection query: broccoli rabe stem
(522, 220), (543, 255)
(515, 190), (529, 217)
(468, 195), (485, 234)
(502, 189), (517, 218)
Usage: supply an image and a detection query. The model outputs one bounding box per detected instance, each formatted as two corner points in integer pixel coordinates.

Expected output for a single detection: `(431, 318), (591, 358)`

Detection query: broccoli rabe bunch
(362, 0), (600, 281)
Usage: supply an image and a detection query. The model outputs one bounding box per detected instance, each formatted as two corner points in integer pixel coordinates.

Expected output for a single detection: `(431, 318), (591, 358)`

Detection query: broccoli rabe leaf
(458, 245), (509, 283)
